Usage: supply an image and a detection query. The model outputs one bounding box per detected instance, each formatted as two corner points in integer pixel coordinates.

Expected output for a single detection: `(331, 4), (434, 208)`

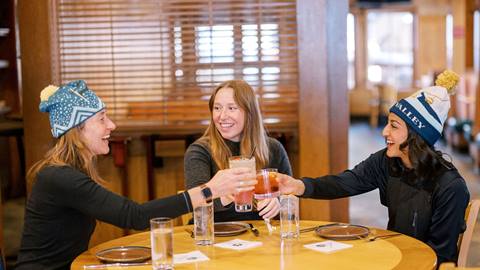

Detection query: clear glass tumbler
(280, 194), (300, 239)
(194, 202), (214, 245)
(150, 217), (173, 269)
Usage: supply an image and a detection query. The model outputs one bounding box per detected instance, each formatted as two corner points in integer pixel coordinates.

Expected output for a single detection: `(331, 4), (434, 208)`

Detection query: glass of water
(280, 194), (300, 239)
(194, 202), (214, 245)
(150, 217), (173, 269)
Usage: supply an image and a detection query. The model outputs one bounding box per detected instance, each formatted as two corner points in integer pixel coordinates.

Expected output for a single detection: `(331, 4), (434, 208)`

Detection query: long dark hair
(389, 125), (453, 189)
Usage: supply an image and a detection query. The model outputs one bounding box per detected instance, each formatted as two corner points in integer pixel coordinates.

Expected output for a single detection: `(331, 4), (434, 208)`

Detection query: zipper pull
(412, 211), (417, 227)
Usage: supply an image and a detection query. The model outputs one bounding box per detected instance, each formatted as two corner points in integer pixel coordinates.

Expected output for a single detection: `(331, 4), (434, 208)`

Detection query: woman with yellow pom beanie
(277, 70), (470, 265)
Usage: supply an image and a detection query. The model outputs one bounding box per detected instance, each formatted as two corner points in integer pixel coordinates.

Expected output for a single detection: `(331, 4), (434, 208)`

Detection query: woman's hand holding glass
(276, 173), (305, 196)
(206, 167), (256, 199)
(257, 198), (280, 219)
(220, 195), (235, 206)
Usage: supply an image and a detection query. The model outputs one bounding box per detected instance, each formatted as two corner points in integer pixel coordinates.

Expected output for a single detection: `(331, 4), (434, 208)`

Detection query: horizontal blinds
(53, 0), (298, 132)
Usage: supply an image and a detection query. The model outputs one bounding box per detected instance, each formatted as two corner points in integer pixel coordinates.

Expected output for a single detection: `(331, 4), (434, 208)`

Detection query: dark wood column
(17, 0), (54, 190)
(296, 0), (349, 222)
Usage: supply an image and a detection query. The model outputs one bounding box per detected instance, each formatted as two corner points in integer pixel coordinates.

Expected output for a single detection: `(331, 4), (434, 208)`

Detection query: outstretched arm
(278, 150), (389, 199)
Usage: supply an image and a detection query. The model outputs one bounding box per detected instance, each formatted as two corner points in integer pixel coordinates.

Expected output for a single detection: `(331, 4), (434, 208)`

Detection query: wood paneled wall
(296, 0), (349, 223)
(452, 0), (468, 75)
(416, 15), (447, 78)
(352, 8), (368, 89)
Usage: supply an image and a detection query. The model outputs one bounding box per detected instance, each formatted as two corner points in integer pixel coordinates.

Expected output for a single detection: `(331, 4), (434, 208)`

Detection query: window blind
(52, 0), (298, 132)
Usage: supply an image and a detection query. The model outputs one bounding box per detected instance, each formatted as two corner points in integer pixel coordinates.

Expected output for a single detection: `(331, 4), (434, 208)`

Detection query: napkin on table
(214, 238), (263, 250)
(303, 240), (352, 253)
(174, 250), (210, 264)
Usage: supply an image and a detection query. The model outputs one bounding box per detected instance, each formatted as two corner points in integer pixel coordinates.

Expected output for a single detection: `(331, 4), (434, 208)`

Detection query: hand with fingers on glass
(220, 194), (235, 206)
(257, 198), (280, 219)
(207, 167), (256, 199)
(276, 173), (305, 196)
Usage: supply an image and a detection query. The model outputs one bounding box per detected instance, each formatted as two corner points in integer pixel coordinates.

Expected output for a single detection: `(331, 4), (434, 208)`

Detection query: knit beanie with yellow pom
(39, 80), (104, 138)
(389, 70), (459, 146)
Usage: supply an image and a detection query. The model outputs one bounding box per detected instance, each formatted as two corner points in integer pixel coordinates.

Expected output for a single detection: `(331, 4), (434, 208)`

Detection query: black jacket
(301, 149), (470, 265)
(16, 166), (193, 270)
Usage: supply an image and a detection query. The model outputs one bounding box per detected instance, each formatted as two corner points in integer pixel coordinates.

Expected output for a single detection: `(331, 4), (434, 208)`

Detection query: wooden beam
(17, 0), (54, 191)
(297, 0), (349, 222)
(354, 9), (368, 89)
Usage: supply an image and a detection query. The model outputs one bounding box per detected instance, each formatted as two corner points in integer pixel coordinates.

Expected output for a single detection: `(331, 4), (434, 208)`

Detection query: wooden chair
(457, 199), (480, 267)
(440, 262), (480, 270)
(348, 86), (380, 128)
(378, 83), (397, 117)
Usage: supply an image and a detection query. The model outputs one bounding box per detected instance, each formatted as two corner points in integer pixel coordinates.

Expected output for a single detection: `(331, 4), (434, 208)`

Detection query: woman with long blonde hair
(185, 80), (292, 221)
(16, 80), (255, 270)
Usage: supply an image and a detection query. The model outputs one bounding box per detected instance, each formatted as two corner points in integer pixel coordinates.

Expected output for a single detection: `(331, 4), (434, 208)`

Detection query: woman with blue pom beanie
(15, 80), (256, 270)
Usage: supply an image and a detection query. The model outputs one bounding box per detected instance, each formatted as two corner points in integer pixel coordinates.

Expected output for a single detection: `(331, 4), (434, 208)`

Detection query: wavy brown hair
(389, 125), (453, 189)
(27, 126), (103, 187)
(201, 80), (269, 170)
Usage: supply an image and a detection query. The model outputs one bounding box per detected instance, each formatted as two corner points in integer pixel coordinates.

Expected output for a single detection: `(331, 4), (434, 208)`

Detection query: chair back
(0, 247), (5, 270)
(457, 199), (480, 267)
(440, 262), (480, 270)
(378, 83), (397, 115)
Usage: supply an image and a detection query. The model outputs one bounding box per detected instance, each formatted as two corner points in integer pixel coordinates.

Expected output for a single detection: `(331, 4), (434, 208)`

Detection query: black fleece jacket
(301, 149), (470, 265)
(16, 166), (193, 270)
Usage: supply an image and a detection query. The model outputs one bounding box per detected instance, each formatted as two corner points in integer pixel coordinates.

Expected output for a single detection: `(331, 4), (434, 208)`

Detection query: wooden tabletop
(71, 220), (436, 270)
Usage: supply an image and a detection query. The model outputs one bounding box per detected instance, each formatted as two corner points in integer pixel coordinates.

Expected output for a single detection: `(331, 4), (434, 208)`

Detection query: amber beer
(228, 156), (255, 212)
(254, 168), (279, 199)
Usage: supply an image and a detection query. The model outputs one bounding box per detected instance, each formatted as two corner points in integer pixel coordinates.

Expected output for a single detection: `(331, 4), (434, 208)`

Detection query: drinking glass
(254, 168), (279, 199)
(194, 202), (214, 245)
(280, 195), (299, 239)
(150, 217), (173, 269)
(228, 155), (255, 212)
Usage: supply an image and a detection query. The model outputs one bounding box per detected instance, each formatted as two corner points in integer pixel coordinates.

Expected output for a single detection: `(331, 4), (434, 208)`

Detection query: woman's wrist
(187, 187), (203, 209)
(205, 182), (218, 199)
(295, 179), (305, 196)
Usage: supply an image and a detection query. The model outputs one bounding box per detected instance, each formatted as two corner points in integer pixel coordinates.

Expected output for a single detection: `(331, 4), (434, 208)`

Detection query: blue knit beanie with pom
(39, 80), (105, 138)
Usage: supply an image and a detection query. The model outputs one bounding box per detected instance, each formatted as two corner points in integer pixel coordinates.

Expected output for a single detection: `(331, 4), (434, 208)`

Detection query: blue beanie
(39, 80), (105, 138)
(389, 70), (459, 146)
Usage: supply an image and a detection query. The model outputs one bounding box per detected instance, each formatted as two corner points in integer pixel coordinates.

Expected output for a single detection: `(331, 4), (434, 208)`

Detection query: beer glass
(254, 168), (279, 199)
(228, 155), (255, 212)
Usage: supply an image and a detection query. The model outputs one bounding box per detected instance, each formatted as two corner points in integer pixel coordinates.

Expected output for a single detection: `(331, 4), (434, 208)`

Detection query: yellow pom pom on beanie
(40, 85), (59, 102)
(435, 69), (459, 94)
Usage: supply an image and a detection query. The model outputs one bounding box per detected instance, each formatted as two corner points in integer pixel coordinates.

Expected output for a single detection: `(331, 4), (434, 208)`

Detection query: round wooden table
(72, 220), (436, 270)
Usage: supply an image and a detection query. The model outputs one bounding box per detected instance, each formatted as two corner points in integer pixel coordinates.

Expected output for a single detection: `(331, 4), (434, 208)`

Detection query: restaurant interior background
(0, 0), (479, 268)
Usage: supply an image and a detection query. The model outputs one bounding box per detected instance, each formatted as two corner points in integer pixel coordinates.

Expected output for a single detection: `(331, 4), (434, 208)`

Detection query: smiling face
(212, 87), (246, 142)
(382, 113), (411, 167)
(79, 110), (116, 156)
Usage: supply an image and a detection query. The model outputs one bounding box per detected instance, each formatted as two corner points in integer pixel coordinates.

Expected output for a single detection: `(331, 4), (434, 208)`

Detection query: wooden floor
(3, 120), (480, 267)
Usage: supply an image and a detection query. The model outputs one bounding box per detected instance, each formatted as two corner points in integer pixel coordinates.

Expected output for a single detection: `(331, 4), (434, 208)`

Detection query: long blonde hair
(202, 80), (269, 170)
(27, 126), (103, 186)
